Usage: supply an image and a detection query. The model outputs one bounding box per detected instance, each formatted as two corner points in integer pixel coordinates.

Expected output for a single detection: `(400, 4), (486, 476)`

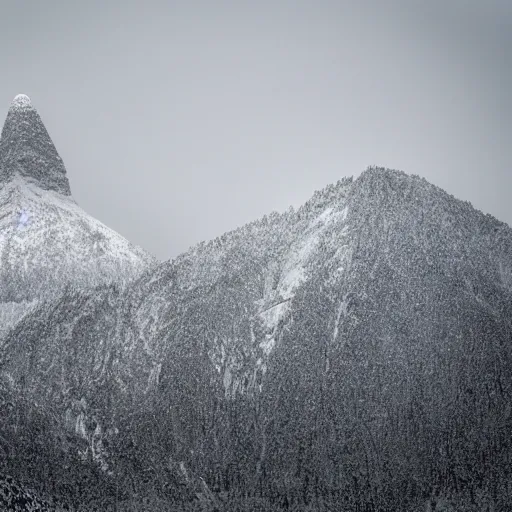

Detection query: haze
(0, 1), (510, 260)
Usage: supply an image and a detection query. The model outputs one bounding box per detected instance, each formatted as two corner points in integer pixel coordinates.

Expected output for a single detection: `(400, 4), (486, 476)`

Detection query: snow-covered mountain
(20, 167), (507, 402)
(1, 95), (511, 510)
(0, 95), (156, 306)
(1, 176), (354, 402)
(3, 165), (512, 510)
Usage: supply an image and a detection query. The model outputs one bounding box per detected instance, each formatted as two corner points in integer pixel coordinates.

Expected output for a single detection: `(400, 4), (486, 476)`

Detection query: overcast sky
(0, 1), (510, 260)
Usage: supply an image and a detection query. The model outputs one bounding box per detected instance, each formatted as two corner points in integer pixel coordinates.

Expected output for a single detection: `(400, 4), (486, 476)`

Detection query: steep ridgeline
(1, 176), (353, 400)
(119, 176), (353, 398)
(260, 169), (512, 510)
(0, 95), (156, 313)
(0, 177), (354, 508)
(2, 168), (512, 510)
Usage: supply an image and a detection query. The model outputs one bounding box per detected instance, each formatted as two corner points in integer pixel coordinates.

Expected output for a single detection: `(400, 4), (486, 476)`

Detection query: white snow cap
(10, 94), (33, 110)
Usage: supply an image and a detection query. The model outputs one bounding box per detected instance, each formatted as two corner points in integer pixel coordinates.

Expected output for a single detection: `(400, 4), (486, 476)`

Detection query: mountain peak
(0, 94), (71, 195)
(10, 94), (34, 111)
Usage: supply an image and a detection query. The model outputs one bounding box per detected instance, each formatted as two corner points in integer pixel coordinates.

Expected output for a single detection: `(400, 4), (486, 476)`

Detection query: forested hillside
(1, 162), (511, 510)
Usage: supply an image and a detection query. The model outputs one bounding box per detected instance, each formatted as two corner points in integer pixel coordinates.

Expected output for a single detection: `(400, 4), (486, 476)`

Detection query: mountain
(2, 164), (511, 510)
(0, 95), (156, 311)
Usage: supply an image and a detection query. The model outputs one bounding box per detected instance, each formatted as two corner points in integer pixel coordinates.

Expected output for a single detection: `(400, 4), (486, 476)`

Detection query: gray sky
(0, 1), (510, 260)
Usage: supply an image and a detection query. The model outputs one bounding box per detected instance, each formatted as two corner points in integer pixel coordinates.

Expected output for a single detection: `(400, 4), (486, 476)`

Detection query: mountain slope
(261, 168), (512, 508)
(0, 95), (156, 305)
(2, 167), (512, 510)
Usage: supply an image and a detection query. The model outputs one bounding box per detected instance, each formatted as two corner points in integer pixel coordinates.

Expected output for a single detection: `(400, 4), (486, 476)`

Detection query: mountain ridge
(2, 165), (511, 510)
(0, 94), (511, 510)
(3, 163), (511, 402)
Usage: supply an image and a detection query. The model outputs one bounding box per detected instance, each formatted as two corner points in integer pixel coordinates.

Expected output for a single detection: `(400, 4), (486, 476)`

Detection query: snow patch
(260, 300), (290, 334)
(76, 413), (87, 439)
(0, 177), (154, 301)
(260, 334), (276, 357)
(146, 363), (162, 391)
(223, 365), (232, 392)
(279, 205), (347, 297)
(256, 204), (351, 360)
(0, 300), (37, 337)
(332, 297), (349, 345)
(10, 94), (33, 110)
